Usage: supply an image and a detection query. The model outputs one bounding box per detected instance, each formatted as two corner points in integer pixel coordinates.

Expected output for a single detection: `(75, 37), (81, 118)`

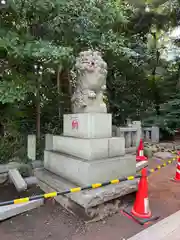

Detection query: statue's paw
(88, 90), (96, 98)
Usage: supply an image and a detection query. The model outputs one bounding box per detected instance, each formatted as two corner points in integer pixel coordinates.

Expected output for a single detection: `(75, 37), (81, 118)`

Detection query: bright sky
(160, 26), (180, 61)
(170, 26), (180, 39)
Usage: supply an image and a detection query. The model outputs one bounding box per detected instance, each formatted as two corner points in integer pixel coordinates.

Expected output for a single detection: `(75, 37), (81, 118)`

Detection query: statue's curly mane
(75, 50), (107, 75)
(71, 50), (107, 113)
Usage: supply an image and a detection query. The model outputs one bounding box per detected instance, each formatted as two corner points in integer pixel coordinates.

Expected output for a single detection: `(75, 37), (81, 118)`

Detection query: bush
(0, 134), (27, 164)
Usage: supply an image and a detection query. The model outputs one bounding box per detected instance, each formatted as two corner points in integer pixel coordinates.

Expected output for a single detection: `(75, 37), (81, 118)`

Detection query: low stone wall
(112, 121), (159, 149)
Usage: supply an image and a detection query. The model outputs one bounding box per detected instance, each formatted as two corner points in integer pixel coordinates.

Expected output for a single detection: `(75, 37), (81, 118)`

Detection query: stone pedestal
(52, 135), (125, 160)
(35, 50), (139, 221)
(44, 113), (136, 186)
(63, 113), (112, 138)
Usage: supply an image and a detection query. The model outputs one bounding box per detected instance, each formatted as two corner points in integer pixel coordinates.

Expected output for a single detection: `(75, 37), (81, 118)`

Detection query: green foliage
(143, 92), (180, 135)
(0, 0), (180, 163)
(0, 123), (27, 163)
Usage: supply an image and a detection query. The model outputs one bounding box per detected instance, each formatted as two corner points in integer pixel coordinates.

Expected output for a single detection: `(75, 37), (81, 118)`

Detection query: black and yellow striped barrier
(0, 155), (178, 207)
(0, 174), (141, 207)
(147, 156), (177, 174)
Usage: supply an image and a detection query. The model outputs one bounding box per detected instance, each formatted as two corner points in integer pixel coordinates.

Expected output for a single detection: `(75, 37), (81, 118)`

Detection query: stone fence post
(45, 134), (53, 151)
(151, 126), (160, 143)
(27, 135), (36, 161)
(132, 121), (142, 147)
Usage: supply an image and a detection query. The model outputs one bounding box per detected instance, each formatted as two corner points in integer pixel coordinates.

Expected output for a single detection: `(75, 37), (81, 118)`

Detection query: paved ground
(0, 157), (180, 240)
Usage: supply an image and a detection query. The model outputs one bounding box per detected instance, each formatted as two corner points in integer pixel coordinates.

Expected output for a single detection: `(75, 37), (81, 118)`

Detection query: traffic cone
(121, 168), (159, 225)
(177, 151), (180, 156)
(172, 156), (180, 182)
(136, 139), (148, 162)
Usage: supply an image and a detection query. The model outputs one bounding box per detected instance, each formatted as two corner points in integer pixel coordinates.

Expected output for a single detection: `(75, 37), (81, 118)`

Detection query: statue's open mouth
(82, 61), (95, 66)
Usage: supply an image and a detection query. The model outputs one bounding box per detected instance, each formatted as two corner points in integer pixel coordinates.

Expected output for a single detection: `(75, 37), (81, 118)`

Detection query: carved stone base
(44, 151), (136, 186)
(35, 168), (138, 222)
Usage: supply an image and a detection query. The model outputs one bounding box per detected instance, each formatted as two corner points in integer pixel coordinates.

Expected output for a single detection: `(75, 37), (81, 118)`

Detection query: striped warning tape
(0, 174), (141, 207)
(0, 155), (178, 207)
(147, 156), (178, 174)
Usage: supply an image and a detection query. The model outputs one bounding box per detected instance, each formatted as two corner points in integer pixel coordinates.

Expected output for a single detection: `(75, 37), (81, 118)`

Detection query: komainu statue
(71, 50), (107, 113)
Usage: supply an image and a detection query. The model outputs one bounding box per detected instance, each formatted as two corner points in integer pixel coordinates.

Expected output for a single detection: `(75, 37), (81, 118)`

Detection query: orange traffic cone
(136, 139), (147, 162)
(121, 168), (159, 225)
(172, 156), (180, 182)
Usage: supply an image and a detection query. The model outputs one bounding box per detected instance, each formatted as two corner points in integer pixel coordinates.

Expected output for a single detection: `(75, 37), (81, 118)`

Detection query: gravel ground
(0, 157), (180, 240)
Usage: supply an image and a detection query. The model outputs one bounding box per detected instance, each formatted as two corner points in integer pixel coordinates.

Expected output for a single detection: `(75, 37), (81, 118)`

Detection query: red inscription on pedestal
(72, 120), (78, 129)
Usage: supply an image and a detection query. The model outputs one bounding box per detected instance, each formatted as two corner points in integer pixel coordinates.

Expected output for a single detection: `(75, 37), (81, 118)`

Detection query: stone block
(8, 169), (27, 192)
(53, 136), (108, 160)
(27, 135), (36, 161)
(63, 113), (112, 138)
(126, 147), (136, 154)
(0, 162), (23, 174)
(52, 136), (125, 160)
(0, 199), (43, 221)
(132, 121), (142, 147)
(24, 176), (38, 187)
(45, 134), (53, 151)
(0, 162), (27, 184)
(128, 210), (180, 240)
(44, 150), (136, 186)
(125, 132), (132, 148)
(144, 147), (153, 158)
(108, 137), (125, 157)
(151, 126), (159, 143)
(153, 151), (174, 160)
(132, 131), (137, 147)
(35, 168), (138, 209)
(31, 160), (43, 169)
(112, 125), (117, 137)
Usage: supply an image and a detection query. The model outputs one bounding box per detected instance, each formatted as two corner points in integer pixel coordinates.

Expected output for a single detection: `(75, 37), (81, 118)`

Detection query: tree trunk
(57, 65), (62, 119)
(36, 76), (41, 140)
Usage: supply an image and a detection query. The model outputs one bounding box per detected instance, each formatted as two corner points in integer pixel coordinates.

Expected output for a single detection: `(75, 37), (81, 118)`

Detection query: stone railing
(142, 126), (159, 143)
(112, 124), (140, 153)
(112, 121), (159, 152)
(116, 127), (138, 148)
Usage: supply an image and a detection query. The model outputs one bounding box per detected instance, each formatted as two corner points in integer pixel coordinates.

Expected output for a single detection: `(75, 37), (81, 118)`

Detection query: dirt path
(0, 158), (180, 240)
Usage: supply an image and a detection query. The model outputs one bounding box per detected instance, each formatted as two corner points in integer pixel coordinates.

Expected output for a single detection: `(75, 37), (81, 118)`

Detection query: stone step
(126, 147), (136, 154)
(0, 199), (43, 221)
(44, 151), (136, 186)
(35, 168), (139, 220)
(52, 135), (125, 160)
(128, 210), (180, 240)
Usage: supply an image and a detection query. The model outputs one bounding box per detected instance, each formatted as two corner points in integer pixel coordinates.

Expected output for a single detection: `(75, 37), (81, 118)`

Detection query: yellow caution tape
(110, 179), (120, 184)
(44, 192), (57, 198)
(14, 197), (29, 204)
(127, 176), (135, 180)
(92, 183), (102, 188)
(70, 187), (81, 193)
(1, 152), (178, 207)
